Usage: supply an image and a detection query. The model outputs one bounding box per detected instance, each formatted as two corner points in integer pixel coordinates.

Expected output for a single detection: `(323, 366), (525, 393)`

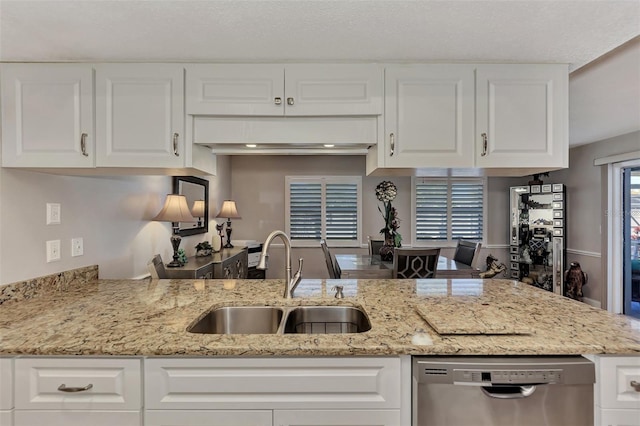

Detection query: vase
(379, 230), (395, 261)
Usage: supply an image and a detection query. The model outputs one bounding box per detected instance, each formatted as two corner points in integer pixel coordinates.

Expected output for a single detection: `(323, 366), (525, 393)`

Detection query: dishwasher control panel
(453, 369), (563, 385)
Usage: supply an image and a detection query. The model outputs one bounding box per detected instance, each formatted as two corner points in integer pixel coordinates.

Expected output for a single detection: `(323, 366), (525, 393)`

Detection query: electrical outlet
(46, 203), (61, 225)
(71, 237), (84, 257)
(46, 240), (61, 262)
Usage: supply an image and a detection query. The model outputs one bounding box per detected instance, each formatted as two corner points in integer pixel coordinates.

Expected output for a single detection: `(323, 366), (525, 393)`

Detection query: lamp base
(224, 218), (234, 248)
(167, 232), (183, 268)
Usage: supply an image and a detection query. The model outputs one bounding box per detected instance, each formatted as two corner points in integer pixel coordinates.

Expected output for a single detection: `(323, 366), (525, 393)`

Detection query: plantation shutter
(451, 181), (484, 240)
(416, 182), (448, 240)
(415, 178), (484, 241)
(289, 181), (322, 239)
(326, 183), (358, 240)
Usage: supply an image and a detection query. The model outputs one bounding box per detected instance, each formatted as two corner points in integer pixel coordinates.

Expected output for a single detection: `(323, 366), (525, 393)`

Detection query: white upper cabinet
(186, 64), (383, 116)
(475, 64), (568, 168)
(383, 64), (475, 168)
(1, 64), (95, 168)
(95, 64), (185, 168)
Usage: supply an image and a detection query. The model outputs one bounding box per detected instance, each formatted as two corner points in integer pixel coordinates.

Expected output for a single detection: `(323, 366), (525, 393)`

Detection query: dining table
(334, 253), (479, 279)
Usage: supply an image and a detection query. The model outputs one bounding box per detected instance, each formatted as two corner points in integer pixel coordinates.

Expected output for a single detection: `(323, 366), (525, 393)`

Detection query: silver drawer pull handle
(389, 133), (395, 157)
(631, 380), (640, 392)
(481, 133), (488, 156)
(172, 133), (180, 157)
(80, 133), (89, 157)
(58, 383), (93, 392)
(274, 97), (282, 105)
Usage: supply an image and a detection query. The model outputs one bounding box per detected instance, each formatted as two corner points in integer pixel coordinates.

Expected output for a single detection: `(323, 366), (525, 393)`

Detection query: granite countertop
(1, 277), (639, 356)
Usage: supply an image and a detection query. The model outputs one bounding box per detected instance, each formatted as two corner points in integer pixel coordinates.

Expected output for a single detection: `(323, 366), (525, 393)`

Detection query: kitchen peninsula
(1, 268), (639, 426)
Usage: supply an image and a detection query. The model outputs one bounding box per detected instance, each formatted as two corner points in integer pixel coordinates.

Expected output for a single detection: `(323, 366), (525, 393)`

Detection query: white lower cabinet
(273, 409), (400, 426)
(0, 358), (14, 426)
(592, 355), (640, 426)
(145, 410), (272, 426)
(145, 357), (403, 426)
(0, 411), (12, 426)
(14, 357), (142, 426)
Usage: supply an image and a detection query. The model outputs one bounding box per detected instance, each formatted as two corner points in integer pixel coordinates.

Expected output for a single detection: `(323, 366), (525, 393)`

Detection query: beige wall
(230, 155), (514, 279)
(552, 130), (640, 306)
(0, 156), (231, 285)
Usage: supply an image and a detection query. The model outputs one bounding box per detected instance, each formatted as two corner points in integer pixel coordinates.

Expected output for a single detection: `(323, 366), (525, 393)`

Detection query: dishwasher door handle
(481, 385), (537, 399)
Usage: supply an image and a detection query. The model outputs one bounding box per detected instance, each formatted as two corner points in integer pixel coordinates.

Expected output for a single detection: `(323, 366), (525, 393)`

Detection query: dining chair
(367, 236), (384, 256)
(453, 240), (482, 268)
(147, 254), (168, 279)
(393, 248), (441, 279)
(320, 239), (339, 279)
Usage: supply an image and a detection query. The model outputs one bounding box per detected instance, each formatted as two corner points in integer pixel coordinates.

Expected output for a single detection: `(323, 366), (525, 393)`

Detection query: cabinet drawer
(145, 357), (401, 410)
(0, 410), (12, 426)
(14, 410), (140, 426)
(599, 408), (640, 426)
(599, 356), (640, 410)
(15, 358), (141, 410)
(0, 358), (13, 410)
(145, 410), (272, 426)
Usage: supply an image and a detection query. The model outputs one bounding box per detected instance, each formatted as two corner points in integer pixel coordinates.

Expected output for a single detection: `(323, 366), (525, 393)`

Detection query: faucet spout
(257, 230), (303, 298)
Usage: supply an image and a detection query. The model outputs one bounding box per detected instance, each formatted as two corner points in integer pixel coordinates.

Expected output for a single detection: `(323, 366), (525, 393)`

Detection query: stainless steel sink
(187, 306), (284, 334)
(283, 306), (371, 334)
(188, 305), (371, 335)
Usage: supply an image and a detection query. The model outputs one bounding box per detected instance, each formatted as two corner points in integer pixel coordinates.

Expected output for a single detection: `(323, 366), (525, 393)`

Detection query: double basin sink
(188, 305), (371, 335)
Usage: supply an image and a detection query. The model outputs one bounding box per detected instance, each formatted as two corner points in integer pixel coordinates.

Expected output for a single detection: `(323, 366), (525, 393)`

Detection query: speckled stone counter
(1, 277), (639, 356)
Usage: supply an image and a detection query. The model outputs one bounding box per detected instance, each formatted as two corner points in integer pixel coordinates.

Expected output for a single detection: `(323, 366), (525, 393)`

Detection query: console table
(164, 247), (248, 279)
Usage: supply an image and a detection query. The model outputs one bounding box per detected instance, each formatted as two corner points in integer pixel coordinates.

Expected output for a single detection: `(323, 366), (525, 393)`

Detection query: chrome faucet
(257, 230), (303, 299)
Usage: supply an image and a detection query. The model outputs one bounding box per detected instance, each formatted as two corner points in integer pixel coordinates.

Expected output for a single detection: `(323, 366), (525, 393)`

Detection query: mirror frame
(172, 176), (209, 237)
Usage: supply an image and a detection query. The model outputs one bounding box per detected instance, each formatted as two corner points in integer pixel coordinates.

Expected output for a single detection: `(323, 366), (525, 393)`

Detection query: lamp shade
(216, 200), (241, 219)
(191, 200), (206, 218)
(153, 194), (196, 223)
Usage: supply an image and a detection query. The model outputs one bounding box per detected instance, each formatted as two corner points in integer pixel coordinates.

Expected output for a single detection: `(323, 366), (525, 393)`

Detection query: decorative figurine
(479, 254), (507, 279)
(213, 223), (224, 252)
(565, 262), (588, 301)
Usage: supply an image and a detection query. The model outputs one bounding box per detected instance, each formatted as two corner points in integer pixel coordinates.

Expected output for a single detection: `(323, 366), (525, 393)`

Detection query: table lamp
(153, 194), (196, 267)
(216, 200), (241, 248)
(191, 199), (206, 227)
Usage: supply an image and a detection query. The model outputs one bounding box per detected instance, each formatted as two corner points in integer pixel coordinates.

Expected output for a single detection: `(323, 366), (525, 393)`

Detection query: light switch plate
(71, 237), (83, 257)
(46, 240), (61, 262)
(46, 203), (61, 225)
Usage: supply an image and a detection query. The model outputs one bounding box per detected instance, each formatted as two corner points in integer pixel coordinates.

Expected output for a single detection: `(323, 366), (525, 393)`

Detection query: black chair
(393, 248), (441, 279)
(320, 239), (339, 279)
(147, 254), (168, 279)
(453, 240), (482, 268)
(367, 236), (384, 256)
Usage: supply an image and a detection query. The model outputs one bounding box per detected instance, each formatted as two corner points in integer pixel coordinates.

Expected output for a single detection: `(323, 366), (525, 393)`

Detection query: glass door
(623, 167), (640, 318)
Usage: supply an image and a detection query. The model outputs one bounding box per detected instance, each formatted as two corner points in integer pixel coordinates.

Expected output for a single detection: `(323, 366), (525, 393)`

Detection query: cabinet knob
(58, 383), (93, 392)
(173, 133), (180, 157)
(631, 380), (640, 392)
(274, 97), (282, 105)
(287, 97), (294, 106)
(389, 133), (395, 157)
(481, 133), (488, 156)
(80, 133), (89, 157)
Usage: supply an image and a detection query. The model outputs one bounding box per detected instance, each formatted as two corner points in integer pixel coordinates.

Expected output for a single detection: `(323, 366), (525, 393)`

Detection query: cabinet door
(186, 64), (284, 116)
(383, 65), (475, 168)
(14, 410), (139, 426)
(284, 64), (382, 116)
(599, 356), (640, 410)
(273, 409), (400, 426)
(475, 64), (568, 168)
(145, 410), (272, 426)
(599, 408), (640, 426)
(95, 64), (184, 168)
(0, 358), (13, 410)
(1, 64), (94, 168)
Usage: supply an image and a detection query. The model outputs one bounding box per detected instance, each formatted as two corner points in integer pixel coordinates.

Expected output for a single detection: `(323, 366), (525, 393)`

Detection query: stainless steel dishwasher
(413, 356), (595, 426)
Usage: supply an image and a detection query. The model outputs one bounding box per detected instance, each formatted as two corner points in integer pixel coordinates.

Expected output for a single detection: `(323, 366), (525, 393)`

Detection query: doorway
(623, 166), (640, 318)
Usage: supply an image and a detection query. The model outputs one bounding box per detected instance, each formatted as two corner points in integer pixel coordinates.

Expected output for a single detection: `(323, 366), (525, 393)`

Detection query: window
(286, 176), (361, 246)
(413, 177), (485, 244)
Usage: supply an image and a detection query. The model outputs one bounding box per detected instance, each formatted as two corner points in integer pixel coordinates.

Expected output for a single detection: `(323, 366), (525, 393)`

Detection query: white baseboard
(132, 272), (151, 280)
(583, 297), (602, 309)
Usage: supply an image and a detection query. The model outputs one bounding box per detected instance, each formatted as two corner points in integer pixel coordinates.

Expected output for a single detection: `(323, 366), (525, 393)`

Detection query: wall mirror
(172, 176), (209, 236)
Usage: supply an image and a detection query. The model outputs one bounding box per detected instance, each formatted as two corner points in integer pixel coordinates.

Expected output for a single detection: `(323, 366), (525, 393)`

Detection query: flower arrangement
(195, 241), (213, 257)
(375, 181), (402, 249)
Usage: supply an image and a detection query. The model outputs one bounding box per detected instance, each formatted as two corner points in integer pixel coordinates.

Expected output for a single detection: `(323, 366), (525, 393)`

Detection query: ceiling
(0, 0), (638, 146)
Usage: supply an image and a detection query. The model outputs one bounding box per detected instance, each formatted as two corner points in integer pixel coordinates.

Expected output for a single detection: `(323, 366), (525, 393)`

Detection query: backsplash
(0, 265), (98, 305)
